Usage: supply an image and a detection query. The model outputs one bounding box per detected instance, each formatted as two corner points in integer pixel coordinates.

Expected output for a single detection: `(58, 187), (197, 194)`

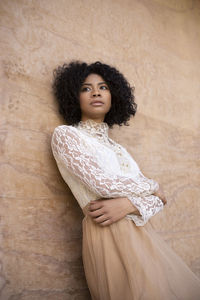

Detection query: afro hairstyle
(52, 61), (137, 127)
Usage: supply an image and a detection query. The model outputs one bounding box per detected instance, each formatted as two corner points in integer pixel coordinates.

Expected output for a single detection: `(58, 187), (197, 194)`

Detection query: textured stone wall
(0, 0), (200, 299)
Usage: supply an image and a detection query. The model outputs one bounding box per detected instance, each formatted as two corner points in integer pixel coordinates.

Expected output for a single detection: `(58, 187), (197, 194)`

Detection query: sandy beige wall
(0, 0), (200, 299)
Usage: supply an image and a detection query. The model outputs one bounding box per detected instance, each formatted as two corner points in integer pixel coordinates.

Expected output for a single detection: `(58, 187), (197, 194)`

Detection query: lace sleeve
(51, 125), (164, 226)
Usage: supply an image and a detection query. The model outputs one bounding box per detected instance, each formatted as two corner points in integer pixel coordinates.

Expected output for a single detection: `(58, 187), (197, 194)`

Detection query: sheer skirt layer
(82, 204), (200, 300)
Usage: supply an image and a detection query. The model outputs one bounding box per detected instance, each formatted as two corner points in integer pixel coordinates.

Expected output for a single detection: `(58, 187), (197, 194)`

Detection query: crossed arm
(88, 185), (167, 226)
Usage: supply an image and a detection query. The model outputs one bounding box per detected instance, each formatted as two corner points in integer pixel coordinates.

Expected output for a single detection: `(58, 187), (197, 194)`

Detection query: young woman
(51, 61), (200, 300)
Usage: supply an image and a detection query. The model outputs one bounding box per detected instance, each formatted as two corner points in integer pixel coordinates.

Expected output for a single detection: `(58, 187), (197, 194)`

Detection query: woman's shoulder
(51, 124), (93, 155)
(52, 124), (92, 146)
(52, 124), (79, 135)
(51, 124), (83, 145)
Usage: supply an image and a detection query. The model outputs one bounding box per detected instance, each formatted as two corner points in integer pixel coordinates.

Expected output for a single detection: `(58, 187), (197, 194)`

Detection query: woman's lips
(90, 101), (104, 106)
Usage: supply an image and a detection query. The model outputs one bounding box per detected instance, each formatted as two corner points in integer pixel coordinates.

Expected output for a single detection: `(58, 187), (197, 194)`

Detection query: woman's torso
(54, 121), (140, 209)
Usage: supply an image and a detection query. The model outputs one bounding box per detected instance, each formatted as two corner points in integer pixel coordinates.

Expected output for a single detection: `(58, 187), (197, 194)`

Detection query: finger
(163, 198), (167, 205)
(92, 214), (109, 224)
(99, 219), (112, 226)
(89, 202), (103, 212)
(90, 199), (110, 206)
(88, 208), (105, 217)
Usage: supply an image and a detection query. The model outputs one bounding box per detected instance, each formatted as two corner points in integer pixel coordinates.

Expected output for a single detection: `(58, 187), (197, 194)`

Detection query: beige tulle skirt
(82, 203), (200, 300)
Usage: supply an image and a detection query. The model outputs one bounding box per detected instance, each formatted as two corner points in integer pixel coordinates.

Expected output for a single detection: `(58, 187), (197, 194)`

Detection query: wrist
(126, 197), (139, 214)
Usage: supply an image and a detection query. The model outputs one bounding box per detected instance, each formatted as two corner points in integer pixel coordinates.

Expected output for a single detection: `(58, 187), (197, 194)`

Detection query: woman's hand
(153, 185), (167, 205)
(88, 197), (140, 226)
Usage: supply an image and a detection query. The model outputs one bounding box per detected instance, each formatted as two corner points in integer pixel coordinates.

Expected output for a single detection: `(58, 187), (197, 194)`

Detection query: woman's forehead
(83, 73), (105, 84)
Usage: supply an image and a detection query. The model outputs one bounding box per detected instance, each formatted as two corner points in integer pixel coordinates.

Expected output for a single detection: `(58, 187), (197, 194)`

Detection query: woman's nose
(92, 87), (101, 97)
(92, 86), (101, 97)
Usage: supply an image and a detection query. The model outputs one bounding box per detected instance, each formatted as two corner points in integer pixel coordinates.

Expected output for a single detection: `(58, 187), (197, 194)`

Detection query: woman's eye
(81, 87), (90, 92)
(100, 85), (108, 90)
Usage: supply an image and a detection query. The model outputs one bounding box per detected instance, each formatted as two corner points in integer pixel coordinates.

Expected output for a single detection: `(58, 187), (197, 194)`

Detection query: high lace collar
(76, 119), (109, 139)
(75, 119), (132, 172)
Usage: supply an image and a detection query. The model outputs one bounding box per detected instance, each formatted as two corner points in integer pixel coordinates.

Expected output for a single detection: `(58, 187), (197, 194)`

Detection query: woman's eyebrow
(82, 81), (107, 86)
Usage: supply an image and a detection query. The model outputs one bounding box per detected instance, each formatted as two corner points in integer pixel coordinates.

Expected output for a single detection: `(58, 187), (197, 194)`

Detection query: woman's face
(79, 73), (111, 122)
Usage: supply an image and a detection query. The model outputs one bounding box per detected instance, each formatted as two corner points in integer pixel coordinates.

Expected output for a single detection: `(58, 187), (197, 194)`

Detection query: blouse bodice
(51, 119), (164, 226)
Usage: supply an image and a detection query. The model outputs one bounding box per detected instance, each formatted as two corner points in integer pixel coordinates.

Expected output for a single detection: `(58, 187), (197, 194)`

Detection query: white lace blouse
(51, 119), (164, 226)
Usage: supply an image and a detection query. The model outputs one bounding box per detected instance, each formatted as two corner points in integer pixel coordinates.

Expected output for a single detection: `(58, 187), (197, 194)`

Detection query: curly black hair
(52, 61), (137, 127)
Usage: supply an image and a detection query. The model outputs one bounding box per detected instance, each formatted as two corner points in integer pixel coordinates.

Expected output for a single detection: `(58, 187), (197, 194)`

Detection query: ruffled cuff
(126, 195), (164, 226)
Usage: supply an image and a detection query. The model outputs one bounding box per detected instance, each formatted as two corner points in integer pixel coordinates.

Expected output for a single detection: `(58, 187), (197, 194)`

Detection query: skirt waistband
(82, 202), (91, 216)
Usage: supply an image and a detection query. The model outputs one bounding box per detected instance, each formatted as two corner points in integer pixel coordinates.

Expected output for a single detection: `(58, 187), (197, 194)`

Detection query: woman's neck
(81, 116), (105, 123)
